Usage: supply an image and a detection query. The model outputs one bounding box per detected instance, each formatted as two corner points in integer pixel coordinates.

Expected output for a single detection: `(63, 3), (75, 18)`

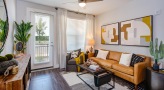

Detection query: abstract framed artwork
(120, 15), (153, 46)
(101, 23), (119, 45)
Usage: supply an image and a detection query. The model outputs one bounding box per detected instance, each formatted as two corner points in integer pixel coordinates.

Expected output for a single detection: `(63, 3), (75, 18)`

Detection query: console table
(0, 54), (31, 90)
(146, 67), (164, 90)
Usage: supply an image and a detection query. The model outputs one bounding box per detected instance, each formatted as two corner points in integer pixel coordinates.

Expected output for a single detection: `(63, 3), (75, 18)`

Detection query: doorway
(29, 11), (55, 70)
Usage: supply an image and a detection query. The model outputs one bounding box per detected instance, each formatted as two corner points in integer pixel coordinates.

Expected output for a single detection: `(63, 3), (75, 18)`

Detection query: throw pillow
(74, 49), (81, 56)
(96, 49), (109, 60)
(119, 53), (132, 66)
(71, 51), (79, 59)
(94, 50), (99, 57)
(130, 54), (145, 67)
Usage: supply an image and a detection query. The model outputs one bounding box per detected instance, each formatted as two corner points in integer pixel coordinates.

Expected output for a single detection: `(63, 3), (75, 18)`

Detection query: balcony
(35, 44), (49, 64)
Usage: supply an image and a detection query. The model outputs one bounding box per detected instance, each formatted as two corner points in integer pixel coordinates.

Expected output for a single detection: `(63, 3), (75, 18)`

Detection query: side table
(146, 67), (164, 90)
(85, 53), (94, 61)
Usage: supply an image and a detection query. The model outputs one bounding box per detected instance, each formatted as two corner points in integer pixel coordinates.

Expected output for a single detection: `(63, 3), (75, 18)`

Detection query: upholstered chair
(66, 52), (85, 72)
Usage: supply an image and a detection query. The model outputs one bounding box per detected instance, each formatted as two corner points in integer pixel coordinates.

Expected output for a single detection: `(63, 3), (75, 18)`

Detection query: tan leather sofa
(89, 50), (151, 89)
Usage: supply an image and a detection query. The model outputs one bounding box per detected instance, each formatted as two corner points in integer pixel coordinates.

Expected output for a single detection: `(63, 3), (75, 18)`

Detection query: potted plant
(14, 20), (33, 53)
(150, 38), (164, 71)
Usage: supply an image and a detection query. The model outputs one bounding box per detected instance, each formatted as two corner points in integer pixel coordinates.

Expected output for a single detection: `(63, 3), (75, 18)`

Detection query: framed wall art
(101, 23), (119, 45)
(120, 15), (153, 46)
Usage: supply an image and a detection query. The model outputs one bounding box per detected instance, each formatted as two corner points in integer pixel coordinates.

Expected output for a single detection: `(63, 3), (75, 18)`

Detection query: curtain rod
(55, 7), (95, 17)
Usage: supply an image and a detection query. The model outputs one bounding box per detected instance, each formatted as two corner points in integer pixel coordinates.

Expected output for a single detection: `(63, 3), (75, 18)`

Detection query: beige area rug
(62, 72), (129, 90)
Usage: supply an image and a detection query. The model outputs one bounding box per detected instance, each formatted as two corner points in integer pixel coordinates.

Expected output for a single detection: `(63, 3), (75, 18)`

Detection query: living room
(0, 0), (164, 90)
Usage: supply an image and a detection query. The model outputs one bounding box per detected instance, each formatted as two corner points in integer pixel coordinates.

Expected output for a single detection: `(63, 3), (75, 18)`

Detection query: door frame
(26, 8), (59, 70)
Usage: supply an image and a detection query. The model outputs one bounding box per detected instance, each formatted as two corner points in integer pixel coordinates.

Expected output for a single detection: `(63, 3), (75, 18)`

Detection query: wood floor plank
(29, 69), (71, 90)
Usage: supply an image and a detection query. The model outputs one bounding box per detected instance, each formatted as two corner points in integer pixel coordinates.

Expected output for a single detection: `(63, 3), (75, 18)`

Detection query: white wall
(95, 0), (164, 56)
(16, 0), (56, 23)
(0, 7), (5, 19)
(1, 0), (16, 55)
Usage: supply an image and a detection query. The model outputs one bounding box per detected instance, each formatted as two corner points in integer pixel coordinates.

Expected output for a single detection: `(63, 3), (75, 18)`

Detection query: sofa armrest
(134, 62), (147, 85)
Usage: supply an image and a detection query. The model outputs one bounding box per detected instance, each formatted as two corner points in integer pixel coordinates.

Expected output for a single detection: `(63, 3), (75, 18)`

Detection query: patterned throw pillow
(94, 50), (99, 57)
(74, 49), (81, 56)
(130, 54), (145, 67)
(71, 51), (79, 59)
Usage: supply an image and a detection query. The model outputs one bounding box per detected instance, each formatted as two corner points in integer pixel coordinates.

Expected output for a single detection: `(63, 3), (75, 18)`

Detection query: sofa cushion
(90, 57), (104, 63)
(67, 59), (76, 65)
(109, 51), (122, 61)
(112, 64), (134, 76)
(101, 60), (119, 68)
(90, 57), (118, 68)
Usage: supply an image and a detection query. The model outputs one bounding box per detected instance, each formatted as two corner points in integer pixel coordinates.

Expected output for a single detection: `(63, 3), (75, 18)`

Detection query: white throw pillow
(96, 50), (109, 60)
(119, 53), (132, 66)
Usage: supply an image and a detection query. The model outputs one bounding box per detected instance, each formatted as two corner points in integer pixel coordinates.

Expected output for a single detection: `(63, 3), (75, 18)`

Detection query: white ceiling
(21, 0), (132, 15)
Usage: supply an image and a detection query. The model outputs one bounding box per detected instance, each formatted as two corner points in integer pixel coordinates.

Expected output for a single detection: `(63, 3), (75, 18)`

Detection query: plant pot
(153, 60), (159, 71)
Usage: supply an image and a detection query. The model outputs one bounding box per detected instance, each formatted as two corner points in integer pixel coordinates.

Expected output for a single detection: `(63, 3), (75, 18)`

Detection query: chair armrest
(134, 62), (147, 85)
(66, 53), (71, 64)
(88, 53), (94, 58)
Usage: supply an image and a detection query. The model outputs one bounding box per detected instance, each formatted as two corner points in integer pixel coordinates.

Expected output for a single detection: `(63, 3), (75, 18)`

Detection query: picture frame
(101, 22), (119, 45)
(120, 15), (153, 47)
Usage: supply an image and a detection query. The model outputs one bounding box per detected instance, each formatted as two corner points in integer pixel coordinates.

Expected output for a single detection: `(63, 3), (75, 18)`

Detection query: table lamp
(88, 39), (95, 53)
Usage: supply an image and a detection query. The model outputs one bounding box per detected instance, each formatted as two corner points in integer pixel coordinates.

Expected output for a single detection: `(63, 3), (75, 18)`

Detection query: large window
(66, 18), (86, 51)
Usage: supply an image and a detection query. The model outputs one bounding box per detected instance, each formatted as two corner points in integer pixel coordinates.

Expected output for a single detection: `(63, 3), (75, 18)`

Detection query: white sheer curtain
(67, 12), (86, 51)
(84, 14), (94, 52)
(56, 8), (67, 69)
(66, 18), (86, 51)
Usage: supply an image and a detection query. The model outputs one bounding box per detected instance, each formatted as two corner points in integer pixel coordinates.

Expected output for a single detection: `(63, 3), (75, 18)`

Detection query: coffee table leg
(76, 71), (94, 90)
(106, 74), (115, 90)
(113, 74), (115, 88)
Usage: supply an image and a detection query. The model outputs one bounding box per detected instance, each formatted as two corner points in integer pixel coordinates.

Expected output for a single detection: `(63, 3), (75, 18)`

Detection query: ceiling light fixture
(79, 2), (86, 7)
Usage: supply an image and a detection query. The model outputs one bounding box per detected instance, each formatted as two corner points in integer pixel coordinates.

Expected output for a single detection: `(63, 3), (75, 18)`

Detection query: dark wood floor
(29, 69), (71, 90)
